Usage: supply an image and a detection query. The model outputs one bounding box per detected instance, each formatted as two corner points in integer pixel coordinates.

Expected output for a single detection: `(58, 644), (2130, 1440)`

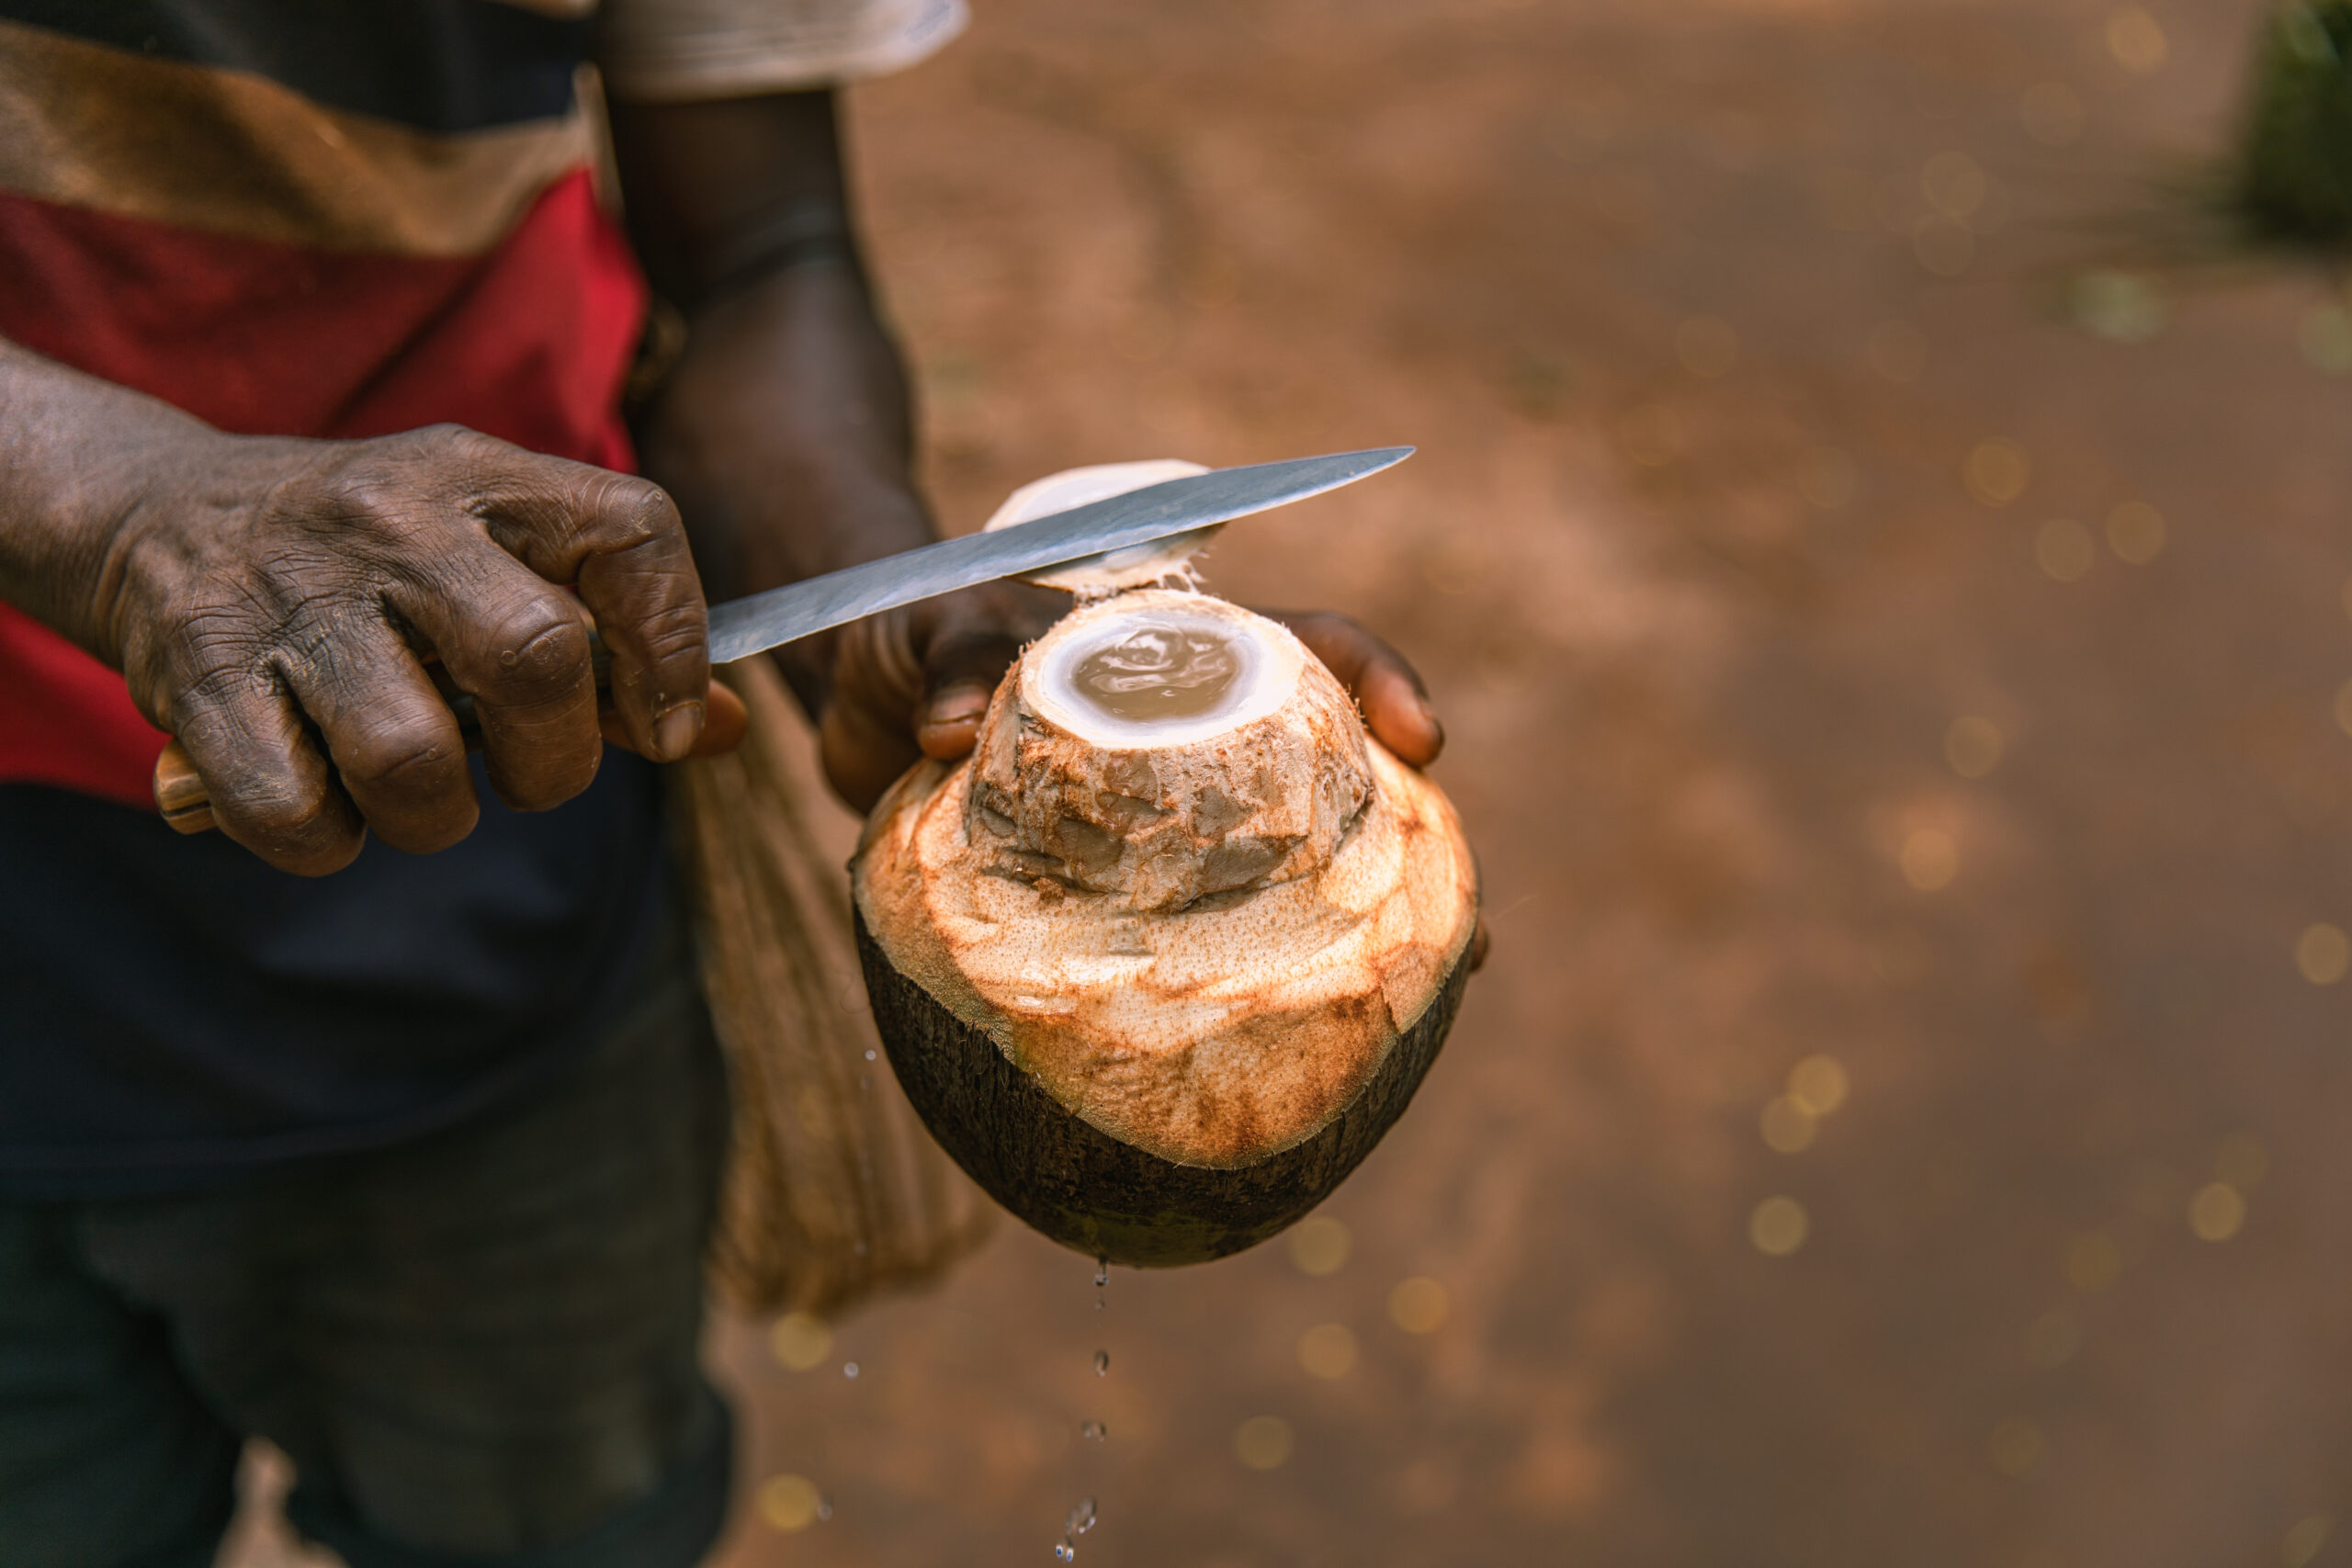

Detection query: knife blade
(707, 446), (1411, 662)
(150, 446), (1413, 832)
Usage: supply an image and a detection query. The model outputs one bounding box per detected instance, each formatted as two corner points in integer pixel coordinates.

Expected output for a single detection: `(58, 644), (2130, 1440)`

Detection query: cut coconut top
(983, 458), (1219, 594)
(1023, 592), (1305, 750)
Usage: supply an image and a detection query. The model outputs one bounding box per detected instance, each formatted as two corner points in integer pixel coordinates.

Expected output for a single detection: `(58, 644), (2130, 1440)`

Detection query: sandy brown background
(229, 0), (2352, 1562)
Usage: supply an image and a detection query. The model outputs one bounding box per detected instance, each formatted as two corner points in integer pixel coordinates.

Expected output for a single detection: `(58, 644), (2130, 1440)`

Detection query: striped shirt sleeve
(597, 0), (967, 101)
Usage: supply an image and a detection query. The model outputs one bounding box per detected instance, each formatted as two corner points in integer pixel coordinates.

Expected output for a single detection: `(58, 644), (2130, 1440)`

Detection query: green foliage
(2240, 1), (2352, 242)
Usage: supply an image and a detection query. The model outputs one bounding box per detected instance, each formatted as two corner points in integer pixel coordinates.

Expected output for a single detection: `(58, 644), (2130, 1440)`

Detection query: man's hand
(0, 349), (709, 876)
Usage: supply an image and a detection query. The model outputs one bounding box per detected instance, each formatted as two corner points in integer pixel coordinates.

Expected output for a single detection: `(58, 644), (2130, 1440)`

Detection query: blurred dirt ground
(227, 0), (2352, 1563)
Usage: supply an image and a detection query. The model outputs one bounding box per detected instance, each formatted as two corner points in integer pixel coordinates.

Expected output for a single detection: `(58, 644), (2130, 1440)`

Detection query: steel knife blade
(706, 446), (1413, 663)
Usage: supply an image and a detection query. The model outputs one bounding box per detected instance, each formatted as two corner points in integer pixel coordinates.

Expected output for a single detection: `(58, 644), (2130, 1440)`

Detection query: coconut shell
(852, 594), (1478, 1265)
(856, 909), (1473, 1267)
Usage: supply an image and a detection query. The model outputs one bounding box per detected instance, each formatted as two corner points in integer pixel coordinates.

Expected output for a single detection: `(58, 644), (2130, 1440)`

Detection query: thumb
(916, 677), (995, 761)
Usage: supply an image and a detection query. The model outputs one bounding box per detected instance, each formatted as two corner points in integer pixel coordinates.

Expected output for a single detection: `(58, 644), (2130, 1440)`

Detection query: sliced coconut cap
(965, 592), (1374, 914)
(982, 458), (1218, 594)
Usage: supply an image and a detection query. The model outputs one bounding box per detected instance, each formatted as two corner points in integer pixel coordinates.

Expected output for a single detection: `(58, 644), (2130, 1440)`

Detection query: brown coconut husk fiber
(670, 656), (993, 1316)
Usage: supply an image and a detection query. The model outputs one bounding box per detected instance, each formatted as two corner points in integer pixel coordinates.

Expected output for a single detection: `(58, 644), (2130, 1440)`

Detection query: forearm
(632, 256), (931, 599)
(610, 87), (934, 714)
(0, 340), (224, 662)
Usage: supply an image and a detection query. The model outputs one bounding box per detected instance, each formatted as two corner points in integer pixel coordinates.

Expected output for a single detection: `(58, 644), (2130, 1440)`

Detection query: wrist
(636, 260), (932, 596)
(0, 345), (232, 661)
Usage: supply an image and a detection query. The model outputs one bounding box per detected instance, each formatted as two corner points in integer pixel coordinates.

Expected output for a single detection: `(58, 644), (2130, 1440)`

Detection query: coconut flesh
(854, 583), (1478, 1267)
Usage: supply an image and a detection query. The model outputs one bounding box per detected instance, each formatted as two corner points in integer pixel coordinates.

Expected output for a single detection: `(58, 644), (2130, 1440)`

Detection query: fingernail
(928, 685), (991, 726)
(655, 702), (704, 761)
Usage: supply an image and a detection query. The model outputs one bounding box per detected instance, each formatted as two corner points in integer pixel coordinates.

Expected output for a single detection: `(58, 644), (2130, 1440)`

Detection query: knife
(151, 446), (1414, 833)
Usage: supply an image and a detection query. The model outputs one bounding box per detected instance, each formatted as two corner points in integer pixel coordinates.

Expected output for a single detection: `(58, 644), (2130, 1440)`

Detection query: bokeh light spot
(1676, 316), (1739, 378)
(1988, 1416), (2048, 1479)
(2105, 6), (2168, 73)
(2069, 271), (2169, 343)
(1760, 1095), (1818, 1153)
(2300, 306), (2352, 374)
(1389, 1276), (1450, 1334)
(1867, 321), (1928, 383)
(1288, 1214), (1352, 1277)
(1749, 1195), (1810, 1256)
(1901, 829), (1959, 891)
(2296, 922), (2349, 985)
(2066, 1231), (2121, 1292)
(770, 1312), (833, 1372)
(1921, 152), (1988, 218)
(2188, 1181), (2245, 1242)
(2020, 81), (2086, 145)
(1235, 1416), (1295, 1471)
(2036, 519), (2096, 581)
(1946, 715), (2005, 778)
(1789, 1055), (1850, 1116)
(1298, 1322), (1359, 1380)
(2022, 1310), (2083, 1370)
(2105, 501), (2166, 563)
(2286, 1513), (2335, 1567)
(758, 1473), (825, 1532)
(1965, 439), (2031, 505)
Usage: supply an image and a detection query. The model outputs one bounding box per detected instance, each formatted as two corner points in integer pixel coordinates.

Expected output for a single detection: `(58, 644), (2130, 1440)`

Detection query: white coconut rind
(964, 592), (1375, 915)
(981, 458), (1221, 593)
(854, 740), (1478, 1169)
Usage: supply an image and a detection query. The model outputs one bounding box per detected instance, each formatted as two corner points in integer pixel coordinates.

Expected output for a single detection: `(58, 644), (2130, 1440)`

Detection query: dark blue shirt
(0, 759), (667, 1196)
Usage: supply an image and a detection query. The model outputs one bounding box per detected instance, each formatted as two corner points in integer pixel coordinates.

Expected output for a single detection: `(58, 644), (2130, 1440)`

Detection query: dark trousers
(0, 923), (733, 1568)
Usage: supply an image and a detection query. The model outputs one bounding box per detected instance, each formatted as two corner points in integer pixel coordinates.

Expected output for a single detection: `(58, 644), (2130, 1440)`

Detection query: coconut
(853, 589), (1478, 1266)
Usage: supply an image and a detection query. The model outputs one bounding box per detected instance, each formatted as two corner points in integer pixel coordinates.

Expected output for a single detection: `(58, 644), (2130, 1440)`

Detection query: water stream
(1058, 1258), (1114, 1558)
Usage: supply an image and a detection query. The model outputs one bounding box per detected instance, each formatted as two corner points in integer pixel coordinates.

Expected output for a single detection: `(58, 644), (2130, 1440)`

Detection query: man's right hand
(0, 347), (710, 877)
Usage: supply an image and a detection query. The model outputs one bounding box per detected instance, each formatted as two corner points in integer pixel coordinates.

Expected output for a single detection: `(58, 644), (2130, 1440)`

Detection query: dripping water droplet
(842, 1361), (860, 1379)
(1081, 1420), (1107, 1441)
(816, 1495), (834, 1522)
(1066, 1497), (1098, 1536)
(1094, 1258), (1109, 1288)
(1092, 1349), (1109, 1377)
(1054, 1540), (1075, 1562)
(864, 1049), (876, 1060)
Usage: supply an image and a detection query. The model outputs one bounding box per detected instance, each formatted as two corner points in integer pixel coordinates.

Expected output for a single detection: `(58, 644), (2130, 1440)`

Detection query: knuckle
(585, 476), (678, 548)
(634, 610), (709, 669)
(333, 716), (461, 795)
(482, 607), (592, 702)
(411, 423), (501, 464)
(225, 774), (356, 869)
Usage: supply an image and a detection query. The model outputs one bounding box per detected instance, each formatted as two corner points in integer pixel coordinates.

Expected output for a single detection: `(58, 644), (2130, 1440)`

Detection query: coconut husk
(669, 656), (993, 1316)
(856, 910), (1472, 1266)
(851, 594), (1480, 1266)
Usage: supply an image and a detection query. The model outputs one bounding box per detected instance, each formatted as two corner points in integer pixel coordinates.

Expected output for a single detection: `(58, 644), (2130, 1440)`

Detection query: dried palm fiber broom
(671, 654), (993, 1315)
(854, 465), (1480, 1268)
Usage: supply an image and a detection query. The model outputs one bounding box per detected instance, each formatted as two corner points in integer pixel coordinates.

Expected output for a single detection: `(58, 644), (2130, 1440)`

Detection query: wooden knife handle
(153, 678), (748, 836)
